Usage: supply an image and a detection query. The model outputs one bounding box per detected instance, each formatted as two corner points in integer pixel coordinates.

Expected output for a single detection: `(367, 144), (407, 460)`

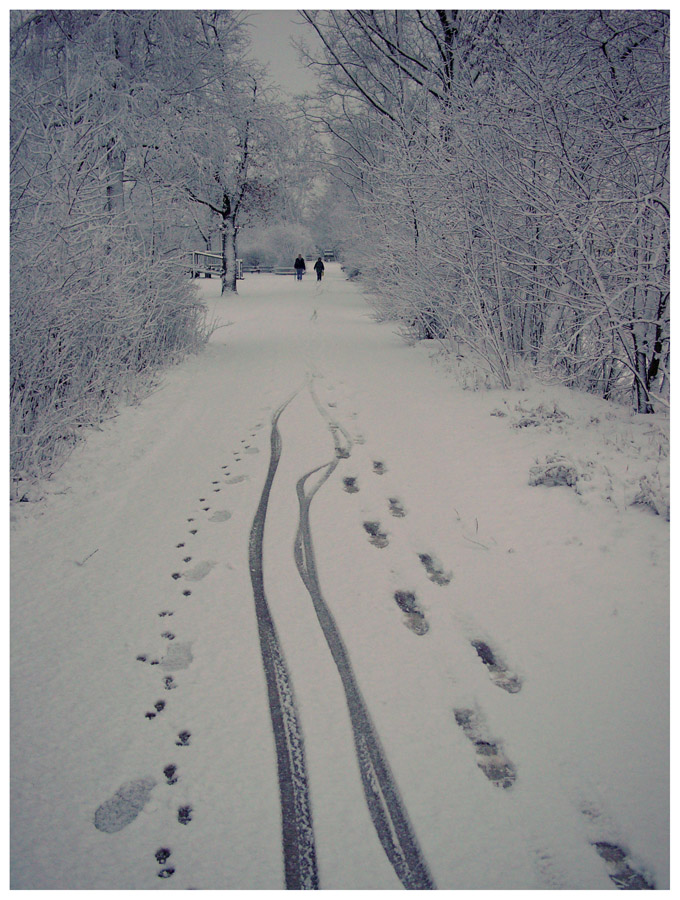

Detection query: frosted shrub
(512, 403), (571, 431)
(10, 242), (207, 493)
(529, 455), (581, 489)
(304, 10), (669, 413)
(633, 472), (670, 521)
(10, 10), (281, 494)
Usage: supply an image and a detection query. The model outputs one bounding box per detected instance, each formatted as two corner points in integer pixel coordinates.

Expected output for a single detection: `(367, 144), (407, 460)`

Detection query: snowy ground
(11, 264), (669, 890)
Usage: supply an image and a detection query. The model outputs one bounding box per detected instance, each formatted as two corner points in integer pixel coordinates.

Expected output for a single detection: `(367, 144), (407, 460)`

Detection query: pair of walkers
(294, 255), (325, 282)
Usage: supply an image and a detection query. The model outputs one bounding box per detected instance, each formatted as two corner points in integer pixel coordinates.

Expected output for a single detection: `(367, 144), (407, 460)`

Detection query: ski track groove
(293, 379), (436, 890)
(247, 385), (319, 890)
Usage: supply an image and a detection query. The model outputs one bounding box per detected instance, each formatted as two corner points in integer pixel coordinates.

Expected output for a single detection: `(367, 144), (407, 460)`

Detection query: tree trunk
(106, 142), (125, 215)
(221, 214), (238, 294)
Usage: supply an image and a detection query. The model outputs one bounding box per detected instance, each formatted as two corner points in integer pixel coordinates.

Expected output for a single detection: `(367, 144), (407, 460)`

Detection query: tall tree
(9, 10), (272, 484)
(300, 10), (669, 410)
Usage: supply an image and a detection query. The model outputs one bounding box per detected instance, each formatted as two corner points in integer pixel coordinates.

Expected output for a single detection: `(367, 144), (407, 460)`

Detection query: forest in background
(302, 10), (669, 412)
(10, 10), (669, 492)
(10, 10), (324, 488)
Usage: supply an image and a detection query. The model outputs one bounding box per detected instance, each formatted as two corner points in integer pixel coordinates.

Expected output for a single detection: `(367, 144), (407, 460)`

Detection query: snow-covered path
(11, 266), (668, 889)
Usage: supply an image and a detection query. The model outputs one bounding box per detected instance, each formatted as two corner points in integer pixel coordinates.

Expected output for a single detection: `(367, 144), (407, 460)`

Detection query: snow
(11, 264), (669, 890)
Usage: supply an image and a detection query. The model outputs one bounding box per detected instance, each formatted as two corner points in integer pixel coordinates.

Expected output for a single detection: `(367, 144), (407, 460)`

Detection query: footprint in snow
(145, 700), (166, 719)
(175, 731), (191, 747)
(155, 848), (175, 879)
(93, 776), (157, 833)
(453, 708), (516, 789)
(183, 561), (215, 581)
(471, 640), (522, 693)
(156, 846), (174, 879)
(418, 552), (452, 586)
(592, 842), (654, 890)
(343, 476), (359, 494)
(388, 497), (407, 517)
(164, 764), (178, 785)
(161, 642), (193, 671)
(209, 509), (232, 523)
(373, 460), (387, 475)
(532, 846), (568, 889)
(178, 805), (193, 825)
(225, 474), (249, 485)
(363, 521), (389, 549)
(393, 590), (429, 635)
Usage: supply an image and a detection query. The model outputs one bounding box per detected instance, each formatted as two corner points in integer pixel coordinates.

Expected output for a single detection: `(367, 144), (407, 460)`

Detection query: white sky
(244, 9), (319, 96)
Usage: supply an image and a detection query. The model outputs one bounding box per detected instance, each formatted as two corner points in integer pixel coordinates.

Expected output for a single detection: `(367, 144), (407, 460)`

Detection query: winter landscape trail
(11, 266), (668, 889)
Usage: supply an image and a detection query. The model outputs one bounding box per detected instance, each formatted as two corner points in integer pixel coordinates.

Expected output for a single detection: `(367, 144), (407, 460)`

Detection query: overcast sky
(244, 10), (319, 96)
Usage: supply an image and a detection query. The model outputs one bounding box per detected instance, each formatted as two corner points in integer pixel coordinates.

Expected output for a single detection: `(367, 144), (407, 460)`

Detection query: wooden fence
(188, 251), (243, 280)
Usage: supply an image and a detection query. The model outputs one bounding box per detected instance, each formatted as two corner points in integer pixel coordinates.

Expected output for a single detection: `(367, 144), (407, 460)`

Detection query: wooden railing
(188, 251), (243, 280)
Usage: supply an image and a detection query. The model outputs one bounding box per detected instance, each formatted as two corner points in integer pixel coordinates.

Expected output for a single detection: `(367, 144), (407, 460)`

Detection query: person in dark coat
(313, 257), (325, 281)
(294, 254), (306, 281)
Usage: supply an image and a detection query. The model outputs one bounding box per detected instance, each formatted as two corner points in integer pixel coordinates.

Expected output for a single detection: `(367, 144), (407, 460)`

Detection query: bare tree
(300, 10), (669, 410)
(9, 11), (253, 485)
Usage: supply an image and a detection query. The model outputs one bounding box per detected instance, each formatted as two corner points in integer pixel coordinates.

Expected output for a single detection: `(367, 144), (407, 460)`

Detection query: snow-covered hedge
(10, 240), (207, 493)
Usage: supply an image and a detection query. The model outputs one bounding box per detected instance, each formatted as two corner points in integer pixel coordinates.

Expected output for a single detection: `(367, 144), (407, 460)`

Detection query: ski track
(293, 380), (435, 889)
(247, 386), (319, 890)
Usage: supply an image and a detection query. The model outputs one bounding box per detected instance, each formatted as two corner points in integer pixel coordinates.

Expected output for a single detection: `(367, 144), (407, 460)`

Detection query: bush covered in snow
(10, 239), (208, 492)
(512, 403), (571, 431)
(633, 472), (670, 521)
(529, 455), (581, 489)
(9, 12), (230, 491)
(304, 10), (669, 414)
(487, 384), (670, 520)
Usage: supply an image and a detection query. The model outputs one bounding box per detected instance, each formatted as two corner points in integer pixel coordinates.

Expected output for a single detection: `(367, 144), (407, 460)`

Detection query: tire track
(248, 386), (318, 891)
(293, 386), (435, 890)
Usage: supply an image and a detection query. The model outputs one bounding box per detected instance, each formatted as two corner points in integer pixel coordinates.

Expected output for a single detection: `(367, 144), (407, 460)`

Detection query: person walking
(313, 257), (325, 281)
(294, 254), (306, 281)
